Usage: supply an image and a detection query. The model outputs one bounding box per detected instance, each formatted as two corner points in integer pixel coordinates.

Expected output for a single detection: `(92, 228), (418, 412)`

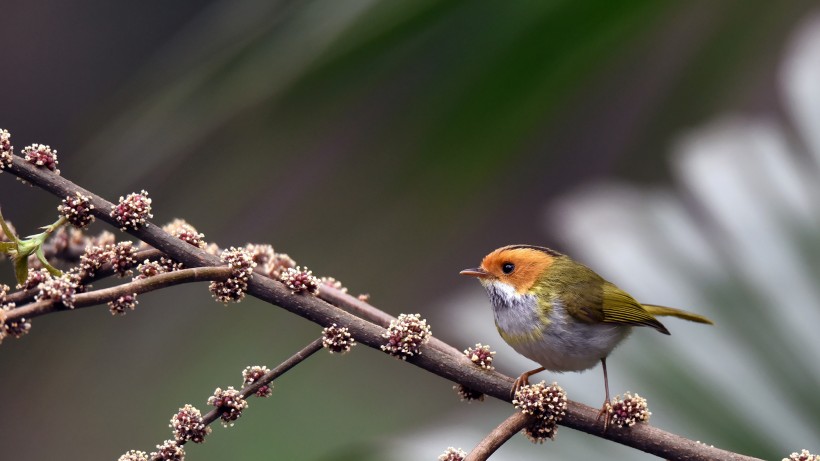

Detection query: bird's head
(460, 245), (562, 294)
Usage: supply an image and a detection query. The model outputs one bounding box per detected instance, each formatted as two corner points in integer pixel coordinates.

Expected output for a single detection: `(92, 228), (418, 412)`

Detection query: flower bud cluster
(1, 284), (30, 343)
(209, 247), (256, 303)
(209, 275), (247, 304)
(23, 144), (59, 174)
(108, 293), (138, 316)
(117, 450), (149, 461)
(224, 246), (255, 278)
(78, 245), (111, 279)
(380, 313), (431, 360)
(784, 450), (820, 461)
(151, 440), (184, 461)
(279, 266), (319, 294)
(163, 219), (205, 249)
(170, 404), (210, 443)
(244, 243), (275, 273)
(242, 366), (273, 398)
(111, 241), (137, 277)
(0, 316), (30, 343)
(523, 418), (558, 444)
(319, 276), (347, 293)
(513, 381), (567, 443)
(22, 268), (51, 290)
(58, 192), (95, 229)
(76, 240), (140, 280)
(135, 260), (164, 279)
(608, 392), (651, 428)
(267, 252), (296, 279)
(134, 257), (182, 280)
(438, 447), (466, 461)
(111, 190), (152, 230)
(453, 384), (484, 402)
(1, 129), (13, 170)
(34, 272), (80, 309)
(322, 323), (356, 354)
(464, 343), (495, 370)
(207, 386), (248, 427)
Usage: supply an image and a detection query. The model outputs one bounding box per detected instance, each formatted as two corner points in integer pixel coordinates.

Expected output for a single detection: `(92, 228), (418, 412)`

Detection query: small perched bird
(461, 244), (713, 428)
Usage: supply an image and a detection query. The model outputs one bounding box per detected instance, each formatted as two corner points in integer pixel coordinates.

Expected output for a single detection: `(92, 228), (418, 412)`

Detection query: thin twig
(156, 338), (325, 460)
(5, 266), (231, 319)
(4, 248), (163, 304)
(206, 338), (324, 424)
(465, 411), (532, 461)
(4, 157), (766, 461)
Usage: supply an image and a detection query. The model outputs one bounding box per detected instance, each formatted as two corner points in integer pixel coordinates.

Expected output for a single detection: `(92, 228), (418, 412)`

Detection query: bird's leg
(596, 358), (612, 430)
(511, 366), (546, 399)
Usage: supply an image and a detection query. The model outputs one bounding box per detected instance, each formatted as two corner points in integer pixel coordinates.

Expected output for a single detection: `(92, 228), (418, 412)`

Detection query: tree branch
(4, 266), (231, 320)
(465, 411), (532, 461)
(3, 157), (765, 461)
(4, 248), (164, 305)
(150, 338), (325, 460)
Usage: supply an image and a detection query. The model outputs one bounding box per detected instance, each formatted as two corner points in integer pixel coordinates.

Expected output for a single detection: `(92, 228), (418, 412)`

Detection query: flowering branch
(232, 338), (324, 404)
(150, 338), (325, 460)
(3, 155), (768, 461)
(4, 248), (164, 305)
(3, 266), (231, 321)
(203, 338), (323, 427)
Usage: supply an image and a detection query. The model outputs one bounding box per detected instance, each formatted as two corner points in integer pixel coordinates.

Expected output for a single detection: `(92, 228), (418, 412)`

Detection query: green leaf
(35, 246), (62, 277)
(13, 256), (29, 286)
(0, 241), (15, 253)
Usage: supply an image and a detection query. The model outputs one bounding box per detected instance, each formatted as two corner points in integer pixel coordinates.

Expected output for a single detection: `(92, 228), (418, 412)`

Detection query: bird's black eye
(501, 262), (515, 274)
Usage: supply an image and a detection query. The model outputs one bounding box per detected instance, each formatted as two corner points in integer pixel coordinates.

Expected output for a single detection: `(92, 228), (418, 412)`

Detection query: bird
(460, 244), (713, 428)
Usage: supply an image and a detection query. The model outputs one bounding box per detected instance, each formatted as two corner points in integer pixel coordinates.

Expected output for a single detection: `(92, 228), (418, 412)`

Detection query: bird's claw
(510, 374), (529, 400)
(596, 401), (612, 431)
(511, 367), (546, 400)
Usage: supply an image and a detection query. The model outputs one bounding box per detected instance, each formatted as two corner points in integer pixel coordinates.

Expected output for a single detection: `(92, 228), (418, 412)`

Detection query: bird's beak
(460, 267), (489, 278)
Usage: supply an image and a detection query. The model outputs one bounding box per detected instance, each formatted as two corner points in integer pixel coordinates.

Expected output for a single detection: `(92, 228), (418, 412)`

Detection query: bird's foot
(596, 401), (612, 431)
(510, 366), (546, 400)
(511, 374), (530, 399)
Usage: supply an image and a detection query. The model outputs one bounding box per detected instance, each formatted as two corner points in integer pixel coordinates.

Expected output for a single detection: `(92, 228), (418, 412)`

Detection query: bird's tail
(642, 304), (714, 325)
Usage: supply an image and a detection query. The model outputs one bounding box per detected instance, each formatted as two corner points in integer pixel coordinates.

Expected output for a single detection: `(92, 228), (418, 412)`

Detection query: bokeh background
(2, 1), (820, 459)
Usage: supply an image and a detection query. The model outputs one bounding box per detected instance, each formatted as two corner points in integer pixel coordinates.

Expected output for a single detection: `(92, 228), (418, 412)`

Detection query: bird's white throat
(481, 280), (542, 338)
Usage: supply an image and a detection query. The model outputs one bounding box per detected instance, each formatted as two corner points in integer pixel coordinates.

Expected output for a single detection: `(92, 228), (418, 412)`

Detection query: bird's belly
(510, 321), (630, 372)
(493, 294), (631, 372)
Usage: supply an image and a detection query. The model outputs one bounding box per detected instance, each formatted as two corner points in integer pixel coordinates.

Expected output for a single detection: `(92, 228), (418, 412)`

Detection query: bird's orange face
(460, 245), (558, 294)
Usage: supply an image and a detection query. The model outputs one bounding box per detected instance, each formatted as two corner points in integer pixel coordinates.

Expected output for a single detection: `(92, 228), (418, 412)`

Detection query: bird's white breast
(483, 281), (631, 372)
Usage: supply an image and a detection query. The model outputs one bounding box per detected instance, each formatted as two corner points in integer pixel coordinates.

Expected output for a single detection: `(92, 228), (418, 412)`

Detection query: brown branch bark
(3, 157), (765, 461)
(4, 266), (231, 320)
(465, 411), (532, 461)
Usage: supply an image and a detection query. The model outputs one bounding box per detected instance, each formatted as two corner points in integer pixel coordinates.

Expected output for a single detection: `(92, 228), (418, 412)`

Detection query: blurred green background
(1, 0), (819, 459)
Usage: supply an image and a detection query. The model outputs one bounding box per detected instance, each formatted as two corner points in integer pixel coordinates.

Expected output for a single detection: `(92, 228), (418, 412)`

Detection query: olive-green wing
(555, 274), (607, 324)
(600, 283), (669, 334)
(548, 262), (670, 334)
